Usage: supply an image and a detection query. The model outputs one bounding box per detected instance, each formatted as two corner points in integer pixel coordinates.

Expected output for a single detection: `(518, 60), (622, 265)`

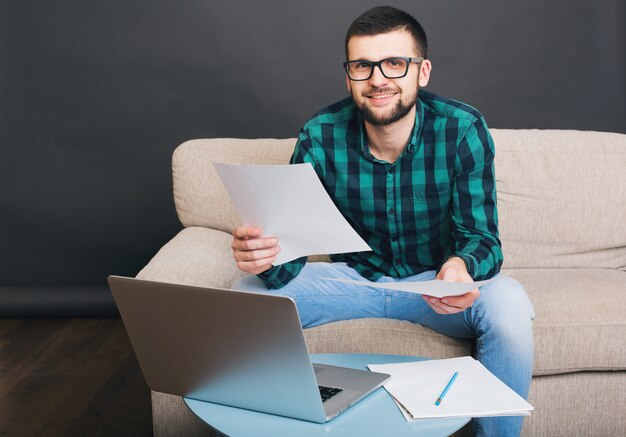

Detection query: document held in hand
(213, 162), (372, 265)
(319, 276), (501, 298)
(368, 356), (533, 421)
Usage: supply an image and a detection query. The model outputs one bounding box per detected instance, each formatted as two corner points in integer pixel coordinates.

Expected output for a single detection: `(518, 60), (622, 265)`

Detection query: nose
(368, 64), (389, 87)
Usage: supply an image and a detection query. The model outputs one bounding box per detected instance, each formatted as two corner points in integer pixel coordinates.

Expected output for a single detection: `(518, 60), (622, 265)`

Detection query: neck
(364, 105), (416, 163)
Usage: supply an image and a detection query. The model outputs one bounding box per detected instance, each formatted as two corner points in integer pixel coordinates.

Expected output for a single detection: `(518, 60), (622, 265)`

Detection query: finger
(434, 302), (464, 314)
(422, 294), (462, 309)
(233, 226), (262, 239)
(422, 296), (447, 312)
(421, 296), (444, 314)
(235, 246), (281, 262)
(441, 289), (479, 308)
(236, 255), (277, 274)
(233, 237), (278, 251)
(425, 299), (449, 314)
(441, 267), (461, 282)
(423, 296), (464, 314)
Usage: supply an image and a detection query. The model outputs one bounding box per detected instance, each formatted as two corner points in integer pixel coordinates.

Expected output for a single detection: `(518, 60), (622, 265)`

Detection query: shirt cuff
(456, 254), (477, 278)
(257, 266), (282, 289)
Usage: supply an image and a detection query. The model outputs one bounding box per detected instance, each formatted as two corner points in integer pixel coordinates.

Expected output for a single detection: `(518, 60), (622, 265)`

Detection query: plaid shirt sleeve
(256, 130), (315, 289)
(450, 117), (503, 280)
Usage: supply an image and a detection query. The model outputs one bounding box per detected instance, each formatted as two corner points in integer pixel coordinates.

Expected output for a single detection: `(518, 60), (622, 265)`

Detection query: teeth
(371, 94), (393, 99)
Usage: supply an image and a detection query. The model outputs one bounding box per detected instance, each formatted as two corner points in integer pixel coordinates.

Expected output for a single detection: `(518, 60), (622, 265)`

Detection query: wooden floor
(0, 318), (153, 436)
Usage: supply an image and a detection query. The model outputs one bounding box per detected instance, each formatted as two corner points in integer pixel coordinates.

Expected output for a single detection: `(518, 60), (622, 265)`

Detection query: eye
(384, 58), (406, 69)
(354, 62), (371, 70)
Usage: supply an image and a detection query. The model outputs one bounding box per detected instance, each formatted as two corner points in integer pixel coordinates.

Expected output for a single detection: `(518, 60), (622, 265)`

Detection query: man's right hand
(231, 226), (280, 275)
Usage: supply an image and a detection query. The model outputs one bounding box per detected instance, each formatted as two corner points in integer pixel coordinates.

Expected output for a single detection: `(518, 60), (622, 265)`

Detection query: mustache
(363, 87), (400, 97)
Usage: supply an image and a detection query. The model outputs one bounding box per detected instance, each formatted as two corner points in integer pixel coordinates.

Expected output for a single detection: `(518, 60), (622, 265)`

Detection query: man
(231, 6), (534, 437)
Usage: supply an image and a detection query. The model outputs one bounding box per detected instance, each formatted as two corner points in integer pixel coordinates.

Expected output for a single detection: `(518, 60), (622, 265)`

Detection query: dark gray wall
(1, 1), (624, 315)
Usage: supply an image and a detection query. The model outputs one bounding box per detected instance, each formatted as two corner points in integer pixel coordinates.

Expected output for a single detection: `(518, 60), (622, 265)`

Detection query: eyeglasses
(343, 56), (424, 81)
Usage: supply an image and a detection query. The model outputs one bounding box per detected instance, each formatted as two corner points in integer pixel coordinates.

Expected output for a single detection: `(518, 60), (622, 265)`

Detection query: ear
(345, 74), (352, 93)
(418, 59), (432, 88)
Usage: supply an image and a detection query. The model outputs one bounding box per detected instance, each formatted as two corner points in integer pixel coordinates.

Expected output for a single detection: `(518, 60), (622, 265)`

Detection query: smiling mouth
(367, 93), (397, 99)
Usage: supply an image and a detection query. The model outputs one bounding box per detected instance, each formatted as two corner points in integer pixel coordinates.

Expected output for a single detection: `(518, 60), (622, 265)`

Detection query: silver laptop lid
(108, 276), (326, 423)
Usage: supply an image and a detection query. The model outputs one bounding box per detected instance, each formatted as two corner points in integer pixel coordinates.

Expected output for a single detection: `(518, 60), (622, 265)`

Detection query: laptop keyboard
(318, 385), (343, 402)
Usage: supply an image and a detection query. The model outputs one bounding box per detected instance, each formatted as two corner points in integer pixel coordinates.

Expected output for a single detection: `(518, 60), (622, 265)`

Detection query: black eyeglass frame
(343, 56), (424, 81)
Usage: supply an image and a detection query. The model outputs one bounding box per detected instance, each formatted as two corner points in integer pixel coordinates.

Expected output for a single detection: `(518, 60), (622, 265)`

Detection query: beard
(353, 87), (418, 126)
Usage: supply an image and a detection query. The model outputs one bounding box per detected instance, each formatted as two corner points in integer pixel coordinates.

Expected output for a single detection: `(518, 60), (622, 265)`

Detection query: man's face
(346, 29), (431, 126)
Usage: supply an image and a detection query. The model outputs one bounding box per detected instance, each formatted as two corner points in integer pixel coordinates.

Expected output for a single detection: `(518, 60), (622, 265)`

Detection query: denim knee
(472, 276), (535, 336)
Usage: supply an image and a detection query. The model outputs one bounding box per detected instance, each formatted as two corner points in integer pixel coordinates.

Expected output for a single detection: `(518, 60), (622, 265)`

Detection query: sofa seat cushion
(511, 268), (626, 375)
(305, 269), (626, 376)
(304, 317), (473, 358)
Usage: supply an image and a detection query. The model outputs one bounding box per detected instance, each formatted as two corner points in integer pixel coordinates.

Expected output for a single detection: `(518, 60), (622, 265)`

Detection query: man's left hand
(422, 257), (479, 314)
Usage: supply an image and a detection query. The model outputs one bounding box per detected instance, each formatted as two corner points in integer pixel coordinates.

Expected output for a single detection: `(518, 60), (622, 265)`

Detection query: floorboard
(0, 319), (152, 437)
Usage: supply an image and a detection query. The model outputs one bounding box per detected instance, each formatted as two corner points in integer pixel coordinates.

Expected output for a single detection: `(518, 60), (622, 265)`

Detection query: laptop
(107, 276), (390, 423)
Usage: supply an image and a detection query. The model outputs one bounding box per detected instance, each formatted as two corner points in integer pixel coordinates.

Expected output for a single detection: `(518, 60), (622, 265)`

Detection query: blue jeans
(233, 262), (535, 437)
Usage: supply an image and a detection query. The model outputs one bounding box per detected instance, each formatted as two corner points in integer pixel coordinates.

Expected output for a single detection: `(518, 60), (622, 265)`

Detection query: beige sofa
(137, 130), (626, 437)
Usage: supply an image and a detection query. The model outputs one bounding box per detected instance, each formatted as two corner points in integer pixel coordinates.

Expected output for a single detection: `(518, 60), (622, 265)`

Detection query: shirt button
(388, 208), (395, 215)
(388, 166), (395, 173)
(391, 236), (398, 242)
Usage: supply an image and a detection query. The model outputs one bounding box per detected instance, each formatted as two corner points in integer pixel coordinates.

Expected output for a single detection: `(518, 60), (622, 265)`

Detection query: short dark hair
(345, 6), (428, 60)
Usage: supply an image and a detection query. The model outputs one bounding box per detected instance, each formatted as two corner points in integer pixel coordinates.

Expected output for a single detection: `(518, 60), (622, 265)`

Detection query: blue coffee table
(184, 353), (470, 437)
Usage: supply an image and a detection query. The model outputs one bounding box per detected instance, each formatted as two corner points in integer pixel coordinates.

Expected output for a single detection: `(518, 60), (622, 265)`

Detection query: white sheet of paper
(368, 356), (533, 420)
(213, 162), (372, 265)
(319, 276), (499, 298)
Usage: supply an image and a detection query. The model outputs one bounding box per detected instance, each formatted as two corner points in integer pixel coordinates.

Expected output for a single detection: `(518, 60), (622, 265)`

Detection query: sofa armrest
(137, 227), (244, 289)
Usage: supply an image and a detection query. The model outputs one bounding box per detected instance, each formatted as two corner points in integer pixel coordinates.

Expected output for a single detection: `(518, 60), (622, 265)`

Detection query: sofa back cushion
(172, 130), (626, 271)
(491, 129), (625, 270)
(173, 138), (295, 233)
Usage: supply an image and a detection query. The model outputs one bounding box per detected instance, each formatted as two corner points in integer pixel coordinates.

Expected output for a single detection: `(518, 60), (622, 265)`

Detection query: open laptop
(108, 276), (390, 423)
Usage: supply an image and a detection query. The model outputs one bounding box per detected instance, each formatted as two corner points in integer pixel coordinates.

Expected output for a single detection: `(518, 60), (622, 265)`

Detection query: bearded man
(231, 7), (535, 437)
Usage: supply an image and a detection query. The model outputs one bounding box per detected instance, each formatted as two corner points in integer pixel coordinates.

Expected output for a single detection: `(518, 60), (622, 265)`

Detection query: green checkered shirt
(259, 90), (503, 289)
